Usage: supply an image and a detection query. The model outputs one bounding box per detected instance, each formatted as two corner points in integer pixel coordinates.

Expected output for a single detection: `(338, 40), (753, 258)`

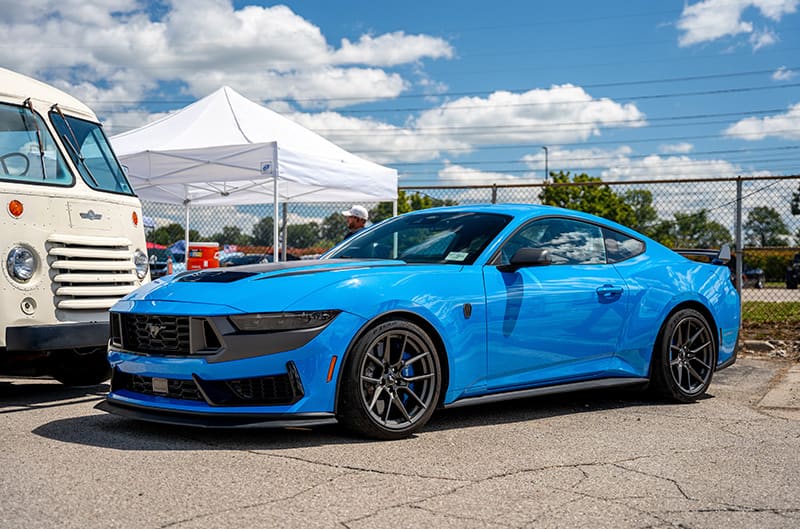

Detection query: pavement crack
(610, 462), (693, 500)
(156, 472), (358, 528)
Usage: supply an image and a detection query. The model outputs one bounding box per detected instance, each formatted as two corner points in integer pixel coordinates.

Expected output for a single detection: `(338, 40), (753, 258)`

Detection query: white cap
(342, 205), (368, 220)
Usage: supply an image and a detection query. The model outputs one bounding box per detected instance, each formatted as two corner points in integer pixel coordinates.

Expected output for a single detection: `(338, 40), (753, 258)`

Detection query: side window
(499, 218), (606, 265)
(603, 228), (645, 263)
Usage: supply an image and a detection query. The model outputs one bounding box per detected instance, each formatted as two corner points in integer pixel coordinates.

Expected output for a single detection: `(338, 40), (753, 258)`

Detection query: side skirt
(444, 377), (649, 409)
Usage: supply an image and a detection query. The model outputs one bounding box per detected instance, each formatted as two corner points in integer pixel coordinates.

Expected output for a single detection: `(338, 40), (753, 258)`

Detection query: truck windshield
(0, 103), (72, 185)
(50, 110), (135, 196)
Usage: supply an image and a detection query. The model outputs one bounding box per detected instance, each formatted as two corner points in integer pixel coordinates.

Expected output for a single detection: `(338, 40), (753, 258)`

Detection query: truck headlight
(7, 246), (36, 282)
(230, 311), (339, 332)
(134, 249), (148, 279)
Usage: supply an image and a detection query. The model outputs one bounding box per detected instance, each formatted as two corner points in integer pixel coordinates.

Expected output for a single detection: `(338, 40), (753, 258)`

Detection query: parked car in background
(787, 252), (800, 290)
(148, 248), (185, 278)
(219, 253), (268, 267)
(97, 204), (740, 439)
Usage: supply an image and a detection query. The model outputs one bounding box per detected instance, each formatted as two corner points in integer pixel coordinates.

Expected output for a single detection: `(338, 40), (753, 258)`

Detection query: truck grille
(48, 233), (139, 310)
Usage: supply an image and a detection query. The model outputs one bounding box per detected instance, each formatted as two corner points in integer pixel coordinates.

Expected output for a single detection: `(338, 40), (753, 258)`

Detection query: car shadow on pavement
(0, 379), (108, 412)
(30, 386), (712, 451)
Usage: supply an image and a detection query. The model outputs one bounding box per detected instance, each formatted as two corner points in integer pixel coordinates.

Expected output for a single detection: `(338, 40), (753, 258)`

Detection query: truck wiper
(22, 98), (47, 179)
(51, 104), (99, 187)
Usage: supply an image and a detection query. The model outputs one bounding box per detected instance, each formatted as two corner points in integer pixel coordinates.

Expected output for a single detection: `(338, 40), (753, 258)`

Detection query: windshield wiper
(52, 104), (99, 186)
(22, 99), (47, 180)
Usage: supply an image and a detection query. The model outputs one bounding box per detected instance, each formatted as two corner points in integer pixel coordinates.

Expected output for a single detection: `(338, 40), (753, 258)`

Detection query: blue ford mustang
(97, 204), (740, 439)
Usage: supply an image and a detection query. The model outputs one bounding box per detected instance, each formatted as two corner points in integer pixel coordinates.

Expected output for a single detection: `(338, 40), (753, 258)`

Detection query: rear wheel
(51, 347), (111, 386)
(651, 309), (715, 402)
(338, 319), (441, 439)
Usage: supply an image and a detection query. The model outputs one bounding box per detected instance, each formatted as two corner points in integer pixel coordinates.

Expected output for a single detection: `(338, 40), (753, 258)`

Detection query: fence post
(735, 176), (743, 298)
(491, 183), (497, 204)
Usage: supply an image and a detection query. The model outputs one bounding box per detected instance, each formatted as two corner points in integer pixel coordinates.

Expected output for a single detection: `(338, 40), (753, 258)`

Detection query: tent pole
(273, 175), (279, 262)
(272, 144), (280, 262)
(184, 200), (190, 264)
(282, 203), (288, 261)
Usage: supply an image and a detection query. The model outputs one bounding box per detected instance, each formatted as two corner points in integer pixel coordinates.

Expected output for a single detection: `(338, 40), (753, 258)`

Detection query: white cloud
(749, 27), (778, 49)
(725, 103), (800, 140)
(772, 66), (797, 80)
(677, 0), (799, 48)
(285, 111), (469, 164)
(413, 85), (646, 145)
(659, 143), (695, 154)
(0, 1), (454, 111)
(331, 32), (454, 66)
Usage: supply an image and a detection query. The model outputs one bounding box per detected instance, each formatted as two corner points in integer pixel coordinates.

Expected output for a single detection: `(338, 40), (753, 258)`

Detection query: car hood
(115, 259), (409, 315)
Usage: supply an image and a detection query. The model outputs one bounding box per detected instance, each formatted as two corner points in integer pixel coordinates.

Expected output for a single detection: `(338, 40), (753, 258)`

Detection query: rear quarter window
(603, 228), (645, 263)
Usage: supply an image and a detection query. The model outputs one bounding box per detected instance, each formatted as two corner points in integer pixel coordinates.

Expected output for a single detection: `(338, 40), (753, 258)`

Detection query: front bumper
(5, 321), (107, 352)
(95, 399), (337, 428)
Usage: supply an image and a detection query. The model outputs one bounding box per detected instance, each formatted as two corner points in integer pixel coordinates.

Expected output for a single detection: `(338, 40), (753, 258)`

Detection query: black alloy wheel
(652, 308), (715, 402)
(339, 319), (441, 439)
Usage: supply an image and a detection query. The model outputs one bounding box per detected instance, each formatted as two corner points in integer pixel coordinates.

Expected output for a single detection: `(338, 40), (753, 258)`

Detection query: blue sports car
(96, 204), (740, 439)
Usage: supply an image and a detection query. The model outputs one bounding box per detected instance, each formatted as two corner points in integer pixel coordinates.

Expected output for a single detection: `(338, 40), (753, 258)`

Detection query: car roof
(403, 203), (638, 235)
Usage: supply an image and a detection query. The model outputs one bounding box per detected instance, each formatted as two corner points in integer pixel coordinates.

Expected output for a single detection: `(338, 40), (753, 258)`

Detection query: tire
(338, 319), (441, 439)
(50, 347), (111, 386)
(651, 308), (715, 403)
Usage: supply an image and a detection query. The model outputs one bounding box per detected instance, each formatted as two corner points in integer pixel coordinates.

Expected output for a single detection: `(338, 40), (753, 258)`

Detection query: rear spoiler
(674, 244), (732, 265)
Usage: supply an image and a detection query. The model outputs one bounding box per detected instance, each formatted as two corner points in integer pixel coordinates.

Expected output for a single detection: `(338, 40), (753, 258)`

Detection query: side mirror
(497, 248), (552, 273)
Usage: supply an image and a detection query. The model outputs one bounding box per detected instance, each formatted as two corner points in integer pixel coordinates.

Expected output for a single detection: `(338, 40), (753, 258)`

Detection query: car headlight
(230, 311), (339, 332)
(6, 246), (36, 282)
(133, 249), (148, 279)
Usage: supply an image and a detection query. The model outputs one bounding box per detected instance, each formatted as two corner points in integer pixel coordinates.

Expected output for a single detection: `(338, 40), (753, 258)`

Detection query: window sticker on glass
(445, 251), (469, 261)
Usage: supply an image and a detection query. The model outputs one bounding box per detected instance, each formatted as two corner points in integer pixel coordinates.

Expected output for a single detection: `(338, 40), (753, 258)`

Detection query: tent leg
(184, 202), (190, 264)
(273, 175), (279, 262)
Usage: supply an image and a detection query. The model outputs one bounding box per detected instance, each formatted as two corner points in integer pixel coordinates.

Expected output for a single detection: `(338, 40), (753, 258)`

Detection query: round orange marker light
(9, 200), (24, 218)
(132, 211), (138, 226)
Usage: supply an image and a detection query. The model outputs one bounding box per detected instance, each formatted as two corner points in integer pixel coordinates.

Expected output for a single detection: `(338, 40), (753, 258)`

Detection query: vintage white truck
(1, 67), (149, 385)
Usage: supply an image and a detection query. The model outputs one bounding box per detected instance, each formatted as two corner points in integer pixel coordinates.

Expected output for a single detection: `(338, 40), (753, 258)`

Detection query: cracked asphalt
(2, 357), (799, 529)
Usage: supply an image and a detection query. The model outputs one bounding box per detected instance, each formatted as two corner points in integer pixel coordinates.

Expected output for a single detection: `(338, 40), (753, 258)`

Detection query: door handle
(596, 284), (624, 298)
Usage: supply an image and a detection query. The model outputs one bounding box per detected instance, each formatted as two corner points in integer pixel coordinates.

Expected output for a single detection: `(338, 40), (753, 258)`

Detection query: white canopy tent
(111, 86), (397, 260)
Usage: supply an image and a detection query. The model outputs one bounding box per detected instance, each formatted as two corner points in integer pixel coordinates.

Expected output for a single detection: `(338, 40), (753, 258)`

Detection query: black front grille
(112, 370), (203, 401)
(111, 362), (304, 406)
(119, 314), (191, 355)
(226, 375), (295, 404)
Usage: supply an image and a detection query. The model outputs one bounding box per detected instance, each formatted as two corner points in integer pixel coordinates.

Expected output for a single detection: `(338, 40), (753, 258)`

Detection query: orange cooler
(187, 242), (220, 270)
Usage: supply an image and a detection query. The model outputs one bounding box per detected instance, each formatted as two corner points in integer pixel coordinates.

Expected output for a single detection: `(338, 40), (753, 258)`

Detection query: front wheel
(338, 319), (441, 439)
(651, 309), (715, 402)
(50, 347), (111, 386)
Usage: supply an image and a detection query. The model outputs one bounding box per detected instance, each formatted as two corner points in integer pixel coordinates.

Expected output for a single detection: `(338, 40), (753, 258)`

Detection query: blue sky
(2, 0), (799, 187)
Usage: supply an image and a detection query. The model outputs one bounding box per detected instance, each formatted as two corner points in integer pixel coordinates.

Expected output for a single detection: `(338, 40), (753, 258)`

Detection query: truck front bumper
(5, 322), (108, 352)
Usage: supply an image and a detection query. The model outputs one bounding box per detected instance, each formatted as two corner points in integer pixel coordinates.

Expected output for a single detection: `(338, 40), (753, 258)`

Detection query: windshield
(326, 211), (512, 264)
(50, 110), (135, 195)
(0, 103), (72, 185)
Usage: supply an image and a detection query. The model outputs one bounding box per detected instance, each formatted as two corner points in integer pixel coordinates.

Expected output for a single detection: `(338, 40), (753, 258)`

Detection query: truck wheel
(51, 347), (111, 386)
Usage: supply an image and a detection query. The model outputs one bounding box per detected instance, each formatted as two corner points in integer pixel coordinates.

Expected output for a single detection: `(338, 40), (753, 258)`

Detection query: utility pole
(542, 146), (549, 182)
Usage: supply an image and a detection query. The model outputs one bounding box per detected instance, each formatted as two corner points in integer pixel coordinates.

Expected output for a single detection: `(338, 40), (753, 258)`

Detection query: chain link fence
(142, 175), (800, 325)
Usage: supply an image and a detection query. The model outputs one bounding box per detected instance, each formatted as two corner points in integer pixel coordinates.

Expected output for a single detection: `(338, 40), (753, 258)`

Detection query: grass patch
(742, 301), (800, 324)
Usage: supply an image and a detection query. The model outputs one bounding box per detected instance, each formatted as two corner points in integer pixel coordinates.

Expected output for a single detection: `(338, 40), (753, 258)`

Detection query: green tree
(370, 190), (458, 223)
(539, 171), (636, 226)
(287, 222), (320, 248)
(744, 206), (789, 247)
(319, 212), (346, 245)
(251, 216), (274, 246)
(650, 210), (731, 248)
(622, 189), (659, 236)
(147, 223), (200, 245)
(209, 226), (253, 246)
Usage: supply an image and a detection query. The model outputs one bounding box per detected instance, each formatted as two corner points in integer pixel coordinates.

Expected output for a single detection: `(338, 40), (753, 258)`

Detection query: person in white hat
(341, 205), (369, 241)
